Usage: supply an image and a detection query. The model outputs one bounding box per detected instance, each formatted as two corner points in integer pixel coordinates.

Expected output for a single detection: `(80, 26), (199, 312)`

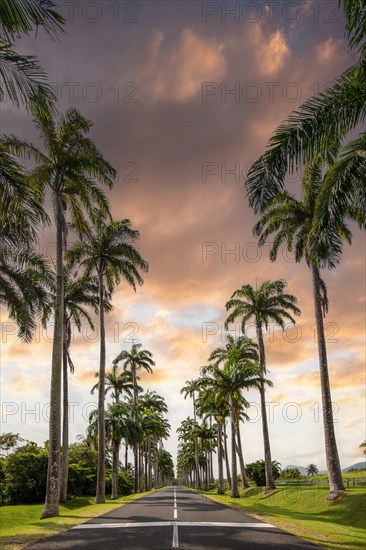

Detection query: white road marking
(172, 522), (179, 548)
(72, 521), (274, 530)
(72, 521), (174, 529)
(173, 486), (178, 520)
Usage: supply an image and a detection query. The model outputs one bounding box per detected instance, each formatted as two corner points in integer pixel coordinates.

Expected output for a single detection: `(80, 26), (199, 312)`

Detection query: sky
(1, 0), (365, 472)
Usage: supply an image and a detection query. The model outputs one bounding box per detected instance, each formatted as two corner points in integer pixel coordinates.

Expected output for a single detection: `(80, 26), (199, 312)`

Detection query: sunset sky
(1, 0), (365, 471)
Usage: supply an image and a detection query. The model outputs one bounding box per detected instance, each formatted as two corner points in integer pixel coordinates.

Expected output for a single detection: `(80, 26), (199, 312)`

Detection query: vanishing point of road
(30, 487), (319, 549)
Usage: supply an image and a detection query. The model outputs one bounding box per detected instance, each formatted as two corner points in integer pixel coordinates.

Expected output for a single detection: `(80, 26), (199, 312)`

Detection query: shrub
(4, 450), (48, 504)
(246, 460), (281, 486)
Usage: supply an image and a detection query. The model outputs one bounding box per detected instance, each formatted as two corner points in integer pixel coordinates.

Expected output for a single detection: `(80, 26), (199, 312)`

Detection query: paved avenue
(30, 487), (319, 549)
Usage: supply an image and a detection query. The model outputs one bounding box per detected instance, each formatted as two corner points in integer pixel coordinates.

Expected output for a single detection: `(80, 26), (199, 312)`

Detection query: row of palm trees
(178, 280), (300, 497)
(89, 351), (173, 498)
(0, 2), (151, 518)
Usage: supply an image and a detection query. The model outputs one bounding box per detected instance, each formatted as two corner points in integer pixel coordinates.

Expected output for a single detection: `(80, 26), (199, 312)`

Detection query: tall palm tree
(113, 343), (154, 493)
(180, 379), (203, 489)
(67, 217), (148, 502)
(253, 163), (350, 496)
(225, 282), (300, 491)
(201, 336), (266, 498)
(106, 402), (136, 500)
(42, 267), (107, 502)
(91, 364), (135, 404)
(196, 387), (229, 495)
(245, 1), (365, 225)
(0, 0), (65, 110)
(3, 105), (115, 517)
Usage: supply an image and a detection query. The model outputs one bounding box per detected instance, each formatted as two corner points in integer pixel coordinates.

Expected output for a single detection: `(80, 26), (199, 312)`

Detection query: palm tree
(201, 336), (266, 498)
(113, 343), (154, 493)
(195, 420), (217, 491)
(4, 104), (115, 517)
(196, 386), (229, 495)
(0, 241), (51, 342)
(42, 267), (107, 502)
(91, 364), (134, 404)
(0, 0), (65, 110)
(307, 464), (319, 478)
(177, 417), (203, 489)
(253, 164), (355, 496)
(181, 379), (203, 489)
(106, 402), (136, 500)
(67, 216), (148, 502)
(225, 282), (300, 491)
(245, 2), (365, 232)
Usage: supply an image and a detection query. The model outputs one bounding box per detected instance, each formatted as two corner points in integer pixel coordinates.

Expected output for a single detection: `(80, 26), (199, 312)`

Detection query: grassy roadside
(197, 485), (366, 550)
(0, 492), (152, 550)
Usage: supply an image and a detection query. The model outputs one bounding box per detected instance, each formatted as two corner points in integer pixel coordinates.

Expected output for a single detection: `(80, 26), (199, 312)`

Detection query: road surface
(30, 486), (320, 549)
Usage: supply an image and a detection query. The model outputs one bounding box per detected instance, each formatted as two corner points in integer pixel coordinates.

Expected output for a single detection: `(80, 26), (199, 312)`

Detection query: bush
(118, 470), (134, 496)
(68, 464), (97, 496)
(4, 450), (48, 504)
(246, 460), (281, 486)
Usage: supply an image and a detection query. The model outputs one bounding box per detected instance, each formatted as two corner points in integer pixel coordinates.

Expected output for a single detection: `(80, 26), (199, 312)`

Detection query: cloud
(315, 38), (347, 63)
(252, 28), (290, 75)
(146, 29), (226, 102)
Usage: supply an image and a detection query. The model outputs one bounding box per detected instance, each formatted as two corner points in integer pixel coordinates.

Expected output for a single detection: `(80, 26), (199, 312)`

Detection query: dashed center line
(173, 487), (179, 546)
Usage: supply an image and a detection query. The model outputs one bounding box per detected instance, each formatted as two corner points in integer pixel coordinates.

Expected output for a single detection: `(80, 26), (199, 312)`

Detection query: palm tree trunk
(311, 264), (344, 496)
(148, 438), (153, 490)
(96, 269), (106, 503)
(193, 400), (201, 490)
(124, 442), (128, 471)
(223, 420), (231, 489)
(230, 401), (239, 498)
(111, 438), (120, 499)
(217, 419), (225, 494)
(256, 325), (275, 491)
(132, 365), (139, 494)
(236, 422), (249, 488)
(42, 194), (64, 519)
(59, 321), (69, 503)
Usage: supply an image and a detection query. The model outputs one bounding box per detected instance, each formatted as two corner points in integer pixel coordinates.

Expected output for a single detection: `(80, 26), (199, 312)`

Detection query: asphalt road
(30, 487), (320, 549)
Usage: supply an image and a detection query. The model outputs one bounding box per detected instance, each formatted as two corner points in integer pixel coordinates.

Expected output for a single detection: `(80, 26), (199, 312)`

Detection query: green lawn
(0, 492), (151, 550)
(199, 485), (366, 550)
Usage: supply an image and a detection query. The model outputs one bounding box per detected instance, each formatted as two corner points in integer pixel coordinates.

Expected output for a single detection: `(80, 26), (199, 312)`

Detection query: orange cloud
(146, 28), (226, 102)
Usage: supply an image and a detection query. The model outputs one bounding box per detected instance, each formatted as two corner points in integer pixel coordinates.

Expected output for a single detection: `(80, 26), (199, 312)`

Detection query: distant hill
(283, 462), (366, 475)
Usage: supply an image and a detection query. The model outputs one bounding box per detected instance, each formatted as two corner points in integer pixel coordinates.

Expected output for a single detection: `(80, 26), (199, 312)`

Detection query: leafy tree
(225, 281), (300, 491)
(0, 432), (24, 455)
(360, 441), (366, 455)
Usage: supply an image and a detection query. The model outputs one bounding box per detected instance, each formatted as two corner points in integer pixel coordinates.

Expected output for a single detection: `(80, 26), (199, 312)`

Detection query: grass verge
(0, 492), (151, 550)
(198, 484), (366, 550)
